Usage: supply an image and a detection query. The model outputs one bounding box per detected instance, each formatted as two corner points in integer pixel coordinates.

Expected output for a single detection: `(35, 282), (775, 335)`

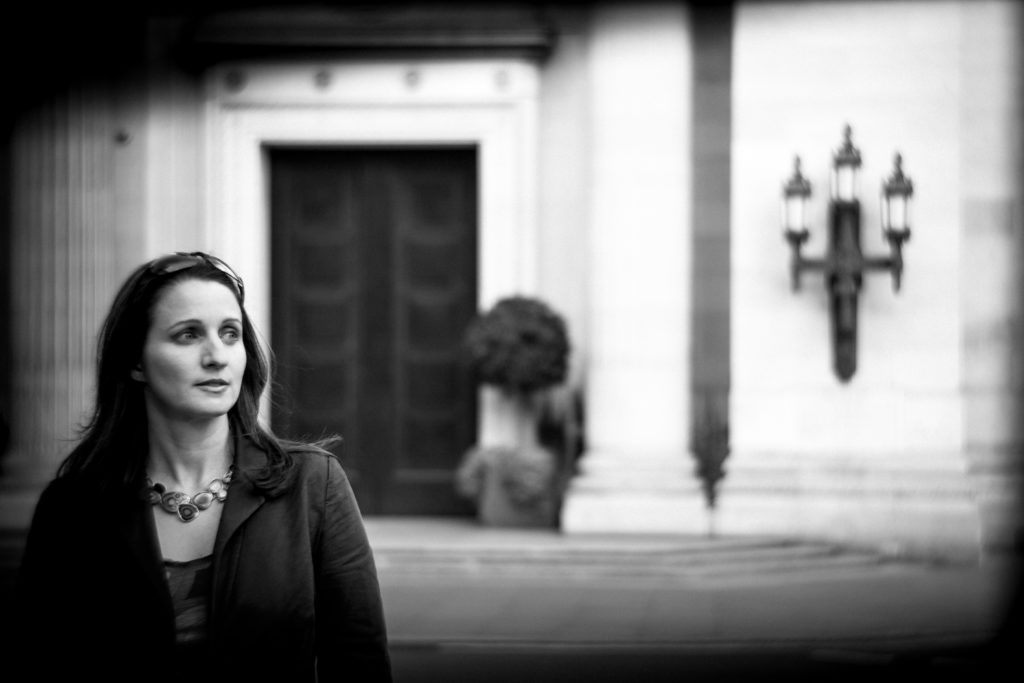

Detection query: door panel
(271, 148), (478, 515)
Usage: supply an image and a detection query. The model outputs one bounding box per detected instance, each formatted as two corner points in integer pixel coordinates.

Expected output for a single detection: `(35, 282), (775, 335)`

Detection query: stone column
(561, 4), (703, 534)
(0, 84), (146, 529)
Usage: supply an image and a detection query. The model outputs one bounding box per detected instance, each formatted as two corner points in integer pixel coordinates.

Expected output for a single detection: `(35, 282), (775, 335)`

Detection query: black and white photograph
(0, 1), (1021, 681)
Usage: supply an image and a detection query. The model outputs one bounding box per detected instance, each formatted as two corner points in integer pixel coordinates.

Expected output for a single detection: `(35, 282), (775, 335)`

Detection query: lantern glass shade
(832, 162), (859, 202)
(884, 191), (910, 232)
(882, 153), (913, 233)
(784, 193), (807, 232)
(831, 126), (862, 201)
(782, 156), (811, 233)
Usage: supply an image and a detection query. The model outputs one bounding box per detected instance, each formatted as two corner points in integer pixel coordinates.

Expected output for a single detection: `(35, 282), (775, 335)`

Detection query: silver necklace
(144, 468), (233, 523)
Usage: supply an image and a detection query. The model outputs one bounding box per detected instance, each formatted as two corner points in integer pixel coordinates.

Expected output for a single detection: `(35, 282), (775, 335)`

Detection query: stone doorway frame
(204, 58), (540, 441)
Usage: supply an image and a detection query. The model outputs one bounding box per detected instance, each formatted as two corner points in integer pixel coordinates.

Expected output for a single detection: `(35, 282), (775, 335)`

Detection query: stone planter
(477, 451), (558, 528)
(457, 389), (559, 528)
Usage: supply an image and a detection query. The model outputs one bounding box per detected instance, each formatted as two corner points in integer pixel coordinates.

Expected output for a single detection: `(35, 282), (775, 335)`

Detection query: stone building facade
(0, 1), (1020, 561)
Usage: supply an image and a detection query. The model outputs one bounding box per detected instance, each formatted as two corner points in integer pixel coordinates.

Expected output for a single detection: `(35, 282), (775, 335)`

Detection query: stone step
(371, 538), (894, 581)
(0, 525), (902, 584)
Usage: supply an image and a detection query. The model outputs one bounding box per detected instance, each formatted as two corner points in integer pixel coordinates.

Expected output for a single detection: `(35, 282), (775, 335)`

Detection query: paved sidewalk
(2, 508), (1020, 680)
(365, 517), (1021, 678)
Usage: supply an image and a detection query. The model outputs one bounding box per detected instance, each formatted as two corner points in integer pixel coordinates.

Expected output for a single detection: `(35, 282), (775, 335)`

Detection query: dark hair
(58, 252), (327, 495)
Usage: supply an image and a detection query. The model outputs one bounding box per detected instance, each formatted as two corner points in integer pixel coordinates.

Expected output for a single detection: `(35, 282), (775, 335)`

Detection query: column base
(560, 450), (710, 535)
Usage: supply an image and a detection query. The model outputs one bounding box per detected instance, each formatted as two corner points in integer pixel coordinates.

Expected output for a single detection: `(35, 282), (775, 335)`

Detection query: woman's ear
(130, 364), (145, 383)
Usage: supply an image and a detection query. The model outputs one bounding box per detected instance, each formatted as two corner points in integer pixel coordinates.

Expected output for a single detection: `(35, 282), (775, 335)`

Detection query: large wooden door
(270, 147), (478, 515)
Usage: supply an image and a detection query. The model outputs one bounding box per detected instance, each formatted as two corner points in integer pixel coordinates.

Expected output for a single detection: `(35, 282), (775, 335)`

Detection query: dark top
(11, 435), (393, 683)
(165, 554), (214, 644)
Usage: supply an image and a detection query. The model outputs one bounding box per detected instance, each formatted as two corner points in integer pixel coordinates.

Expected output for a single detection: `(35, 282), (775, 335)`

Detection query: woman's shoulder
(275, 449), (360, 518)
(286, 445), (348, 484)
(272, 440), (348, 489)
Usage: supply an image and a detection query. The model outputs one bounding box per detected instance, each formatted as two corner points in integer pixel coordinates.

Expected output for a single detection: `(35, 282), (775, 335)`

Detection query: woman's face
(133, 278), (247, 424)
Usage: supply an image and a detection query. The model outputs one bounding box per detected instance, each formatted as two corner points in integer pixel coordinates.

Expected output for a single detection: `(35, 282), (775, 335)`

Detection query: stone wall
(724, 0), (1015, 560)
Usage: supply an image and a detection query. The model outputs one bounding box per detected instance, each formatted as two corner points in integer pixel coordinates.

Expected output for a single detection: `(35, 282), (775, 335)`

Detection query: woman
(14, 252), (392, 682)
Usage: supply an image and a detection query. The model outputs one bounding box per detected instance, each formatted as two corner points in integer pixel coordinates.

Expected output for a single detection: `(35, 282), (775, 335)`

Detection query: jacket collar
(118, 492), (171, 598)
(214, 431), (267, 558)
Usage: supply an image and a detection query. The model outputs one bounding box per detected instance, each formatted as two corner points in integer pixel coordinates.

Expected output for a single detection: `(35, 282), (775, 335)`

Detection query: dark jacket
(12, 436), (392, 682)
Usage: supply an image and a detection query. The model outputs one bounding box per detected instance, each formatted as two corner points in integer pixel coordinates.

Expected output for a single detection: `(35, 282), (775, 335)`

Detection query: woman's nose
(201, 338), (229, 367)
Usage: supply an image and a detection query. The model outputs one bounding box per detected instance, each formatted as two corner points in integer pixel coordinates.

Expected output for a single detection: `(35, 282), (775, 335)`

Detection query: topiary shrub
(463, 295), (570, 394)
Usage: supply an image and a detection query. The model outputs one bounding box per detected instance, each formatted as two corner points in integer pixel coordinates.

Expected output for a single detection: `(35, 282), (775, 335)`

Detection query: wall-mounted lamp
(782, 125), (914, 382)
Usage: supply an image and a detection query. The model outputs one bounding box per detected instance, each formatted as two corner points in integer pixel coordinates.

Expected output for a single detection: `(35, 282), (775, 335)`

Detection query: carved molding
(174, 3), (557, 70)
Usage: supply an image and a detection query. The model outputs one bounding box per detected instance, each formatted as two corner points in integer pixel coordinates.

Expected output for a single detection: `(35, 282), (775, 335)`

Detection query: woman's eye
(221, 327), (241, 342)
(175, 329), (200, 342)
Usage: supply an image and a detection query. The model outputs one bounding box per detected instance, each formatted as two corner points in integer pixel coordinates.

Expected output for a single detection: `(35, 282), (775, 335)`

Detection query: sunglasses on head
(145, 252), (245, 302)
